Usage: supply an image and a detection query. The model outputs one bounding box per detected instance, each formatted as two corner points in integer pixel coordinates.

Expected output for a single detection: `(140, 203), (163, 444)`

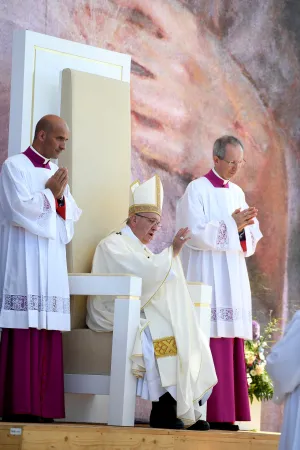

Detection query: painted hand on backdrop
(69, 0), (276, 181)
(57, 0), (288, 315)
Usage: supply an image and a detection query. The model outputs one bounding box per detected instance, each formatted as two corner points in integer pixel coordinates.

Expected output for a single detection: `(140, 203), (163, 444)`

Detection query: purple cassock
(0, 147), (65, 421)
(206, 338), (250, 423)
(203, 170), (250, 423)
(0, 329), (64, 420)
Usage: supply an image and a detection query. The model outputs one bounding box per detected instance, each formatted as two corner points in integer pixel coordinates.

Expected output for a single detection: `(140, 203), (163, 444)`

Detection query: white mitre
(129, 175), (164, 217)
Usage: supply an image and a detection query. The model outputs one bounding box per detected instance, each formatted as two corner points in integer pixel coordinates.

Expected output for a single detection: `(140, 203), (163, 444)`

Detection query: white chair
(63, 276), (212, 426)
(63, 274), (142, 426)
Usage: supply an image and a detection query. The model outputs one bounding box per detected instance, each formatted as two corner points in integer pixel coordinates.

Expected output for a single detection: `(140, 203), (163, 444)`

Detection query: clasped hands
(232, 207), (258, 233)
(45, 168), (68, 199)
(172, 207), (258, 257)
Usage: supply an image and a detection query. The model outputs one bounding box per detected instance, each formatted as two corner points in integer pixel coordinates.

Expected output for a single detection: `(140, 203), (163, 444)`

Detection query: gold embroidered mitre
(129, 175), (163, 217)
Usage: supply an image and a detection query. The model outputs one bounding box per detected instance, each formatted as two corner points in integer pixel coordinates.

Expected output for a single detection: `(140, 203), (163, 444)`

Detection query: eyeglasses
(135, 214), (162, 229)
(220, 158), (246, 167)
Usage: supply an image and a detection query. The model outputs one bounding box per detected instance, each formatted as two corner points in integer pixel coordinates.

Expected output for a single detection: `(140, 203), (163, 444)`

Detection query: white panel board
(32, 48), (124, 139)
(8, 29), (131, 156)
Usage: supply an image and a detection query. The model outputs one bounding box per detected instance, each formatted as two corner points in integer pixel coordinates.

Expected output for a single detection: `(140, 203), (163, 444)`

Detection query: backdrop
(1, 0), (300, 432)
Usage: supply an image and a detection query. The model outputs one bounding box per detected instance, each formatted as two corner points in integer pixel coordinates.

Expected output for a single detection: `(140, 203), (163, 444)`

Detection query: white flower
(262, 342), (267, 348)
(247, 373), (252, 386)
(254, 365), (265, 376)
(250, 370), (256, 376)
(259, 353), (265, 361)
(247, 354), (256, 365)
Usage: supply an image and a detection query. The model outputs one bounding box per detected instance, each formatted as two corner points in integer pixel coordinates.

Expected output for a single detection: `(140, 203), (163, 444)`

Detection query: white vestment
(0, 153), (81, 331)
(267, 311), (300, 450)
(176, 173), (262, 339)
(87, 226), (217, 425)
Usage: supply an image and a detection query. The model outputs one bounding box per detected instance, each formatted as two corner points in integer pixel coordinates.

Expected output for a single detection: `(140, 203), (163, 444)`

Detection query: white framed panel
(8, 29), (131, 156)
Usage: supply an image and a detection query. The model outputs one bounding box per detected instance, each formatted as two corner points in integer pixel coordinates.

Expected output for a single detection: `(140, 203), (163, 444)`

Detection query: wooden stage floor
(0, 422), (280, 450)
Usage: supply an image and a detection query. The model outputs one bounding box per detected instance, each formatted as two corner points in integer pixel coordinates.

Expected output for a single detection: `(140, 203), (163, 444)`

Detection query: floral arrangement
(245, 316), (281, 403)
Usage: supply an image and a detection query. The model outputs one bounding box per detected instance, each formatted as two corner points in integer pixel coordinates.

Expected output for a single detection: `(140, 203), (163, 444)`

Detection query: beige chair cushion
(63, 329), (112, 375)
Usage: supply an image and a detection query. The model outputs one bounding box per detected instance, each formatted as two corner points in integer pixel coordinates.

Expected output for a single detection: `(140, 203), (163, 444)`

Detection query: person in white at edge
(0, 115), (81, 422)
(176, 136), (262, 431)
(87, 175), (217, 430)
(267, 312), (300, 450)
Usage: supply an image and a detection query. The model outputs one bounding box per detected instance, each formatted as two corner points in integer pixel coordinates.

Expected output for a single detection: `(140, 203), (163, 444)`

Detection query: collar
(23, 146), (51, 169)
(204, 169), (229, 188)
(121, 225), (148, 251)
(212, 168), (229, 184)
(30, 146), (50, 164)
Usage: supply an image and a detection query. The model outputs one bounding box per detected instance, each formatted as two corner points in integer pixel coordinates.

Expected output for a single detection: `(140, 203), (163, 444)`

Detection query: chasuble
(87, 225), (217, 425)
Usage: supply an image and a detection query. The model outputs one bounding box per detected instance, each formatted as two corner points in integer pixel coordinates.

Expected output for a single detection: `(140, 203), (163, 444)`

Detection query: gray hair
(213, 136), (244, 159)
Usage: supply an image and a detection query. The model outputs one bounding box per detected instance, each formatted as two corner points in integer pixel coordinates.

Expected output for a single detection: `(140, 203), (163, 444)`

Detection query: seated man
(86, 175), (217, 430)
(267, 312), (300, 450)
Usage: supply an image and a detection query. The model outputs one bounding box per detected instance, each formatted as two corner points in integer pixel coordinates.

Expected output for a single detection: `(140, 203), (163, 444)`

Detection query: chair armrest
(68, 273), (142, 297)
(187, 282), (212, 342)
(187, 282), (212, 306)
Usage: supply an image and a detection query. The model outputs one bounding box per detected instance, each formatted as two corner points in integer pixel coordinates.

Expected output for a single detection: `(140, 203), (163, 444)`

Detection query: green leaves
(245, 317), (282, 403)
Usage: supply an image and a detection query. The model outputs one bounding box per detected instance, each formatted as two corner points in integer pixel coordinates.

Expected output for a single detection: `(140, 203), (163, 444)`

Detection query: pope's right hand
(172, 227), (191, 257)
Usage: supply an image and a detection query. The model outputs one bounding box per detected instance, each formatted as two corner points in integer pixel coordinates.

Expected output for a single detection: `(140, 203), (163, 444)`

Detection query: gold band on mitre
(129, 204), (162, 217)
(128, 174), (163, 217)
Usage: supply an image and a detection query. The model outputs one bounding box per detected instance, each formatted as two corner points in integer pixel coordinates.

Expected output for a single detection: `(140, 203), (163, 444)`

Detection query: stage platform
(0, 422), (280, 450)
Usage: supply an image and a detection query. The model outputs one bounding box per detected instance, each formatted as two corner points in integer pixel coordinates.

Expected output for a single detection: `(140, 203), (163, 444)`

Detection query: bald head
(32, 115), (69, 159)
(34, 115), (62, 139)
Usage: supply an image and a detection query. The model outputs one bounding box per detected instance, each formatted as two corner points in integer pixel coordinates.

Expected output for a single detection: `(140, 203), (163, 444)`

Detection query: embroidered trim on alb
(37, 194), (53, 225)
(211, 307), (252, 322)
(2, 295), (70, 313)
(216, 220), (229, 249)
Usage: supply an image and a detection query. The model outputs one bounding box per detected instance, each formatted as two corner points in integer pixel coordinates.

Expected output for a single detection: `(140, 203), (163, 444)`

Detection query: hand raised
(172, 227), (191, 257)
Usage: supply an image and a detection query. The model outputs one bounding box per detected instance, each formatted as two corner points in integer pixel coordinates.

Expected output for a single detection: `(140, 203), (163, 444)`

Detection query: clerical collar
(121, 225), (147, 250)
(205, 169), (229, 188)
(23, 146), (51, 169)
(29, 146), (51, 165)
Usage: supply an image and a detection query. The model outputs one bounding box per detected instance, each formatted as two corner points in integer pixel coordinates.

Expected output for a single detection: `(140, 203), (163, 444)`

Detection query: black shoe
(150, 417), (185, 430)
(209, 422), (239, 431)
(150, 393), (184, 430)
(187, 420), (210, 431)
(158, 392), (177, 405)
(2, 414), (40, 423)
(37, 417), (54, 423)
